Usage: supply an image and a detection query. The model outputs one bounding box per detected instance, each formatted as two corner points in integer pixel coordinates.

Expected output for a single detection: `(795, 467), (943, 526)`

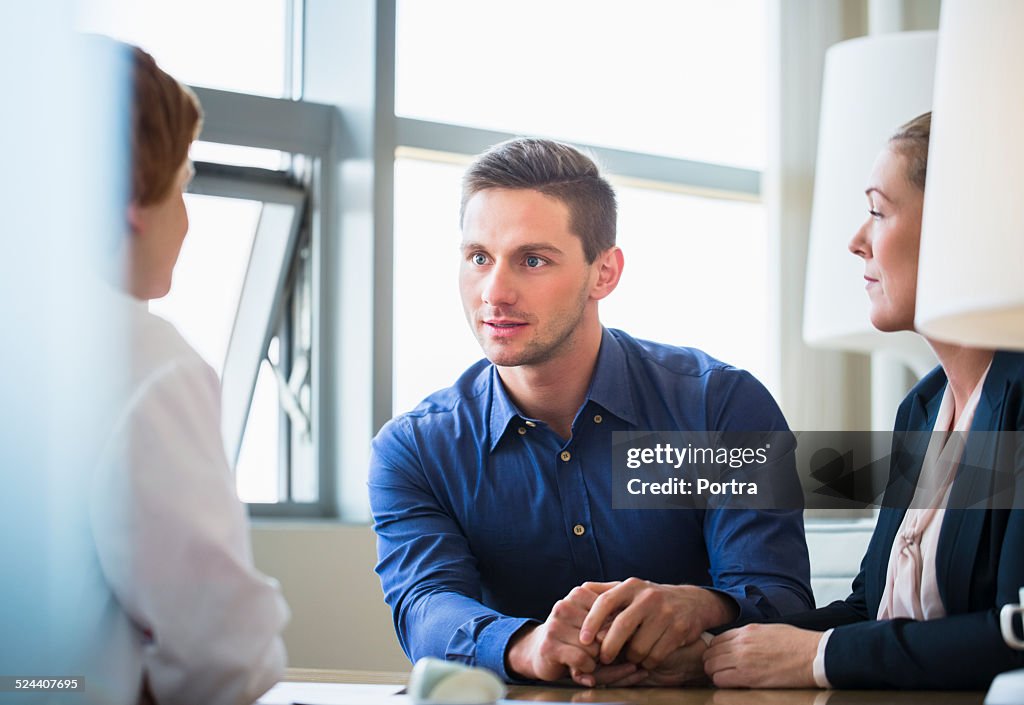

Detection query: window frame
(187, 165), (306, 474)
(190, 85), (340, 518)
(395, 119), (761, 199)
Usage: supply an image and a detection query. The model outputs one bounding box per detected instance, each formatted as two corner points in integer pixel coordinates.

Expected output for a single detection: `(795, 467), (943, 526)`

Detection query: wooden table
(284, 668), (986, 704)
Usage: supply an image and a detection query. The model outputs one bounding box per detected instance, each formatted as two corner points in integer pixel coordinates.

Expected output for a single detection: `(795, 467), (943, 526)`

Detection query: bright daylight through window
(393, 0), (770, 415)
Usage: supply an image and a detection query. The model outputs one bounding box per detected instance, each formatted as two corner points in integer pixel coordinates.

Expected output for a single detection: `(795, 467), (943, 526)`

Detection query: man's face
(459, 188), (598, 369)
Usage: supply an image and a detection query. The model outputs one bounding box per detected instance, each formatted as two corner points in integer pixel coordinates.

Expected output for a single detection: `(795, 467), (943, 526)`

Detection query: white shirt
(74, 287), (289, 704)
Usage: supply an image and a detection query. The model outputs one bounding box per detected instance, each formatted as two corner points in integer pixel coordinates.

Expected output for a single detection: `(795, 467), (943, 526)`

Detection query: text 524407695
(0, 677), (82, 692)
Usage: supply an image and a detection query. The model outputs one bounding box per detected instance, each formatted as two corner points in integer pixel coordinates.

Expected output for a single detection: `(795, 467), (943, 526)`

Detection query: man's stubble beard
(477, 280), (592, 369)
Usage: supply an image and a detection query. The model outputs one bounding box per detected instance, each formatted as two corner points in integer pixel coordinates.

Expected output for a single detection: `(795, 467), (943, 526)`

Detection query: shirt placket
(553, 421), (604, 580)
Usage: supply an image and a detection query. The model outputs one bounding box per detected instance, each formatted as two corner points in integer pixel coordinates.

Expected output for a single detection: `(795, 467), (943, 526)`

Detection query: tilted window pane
(235, 358), (281, 504)
(150, 194), (259, 374)
(148, 194), (280, 499)
(396, 0), (766, 170)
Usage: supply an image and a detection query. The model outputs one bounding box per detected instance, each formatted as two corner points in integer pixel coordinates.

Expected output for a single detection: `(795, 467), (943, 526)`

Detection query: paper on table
(257, 682), (405, 705)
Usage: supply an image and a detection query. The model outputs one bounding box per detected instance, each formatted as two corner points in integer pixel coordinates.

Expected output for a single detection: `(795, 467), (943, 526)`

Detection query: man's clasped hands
(505, 578), (739, 687)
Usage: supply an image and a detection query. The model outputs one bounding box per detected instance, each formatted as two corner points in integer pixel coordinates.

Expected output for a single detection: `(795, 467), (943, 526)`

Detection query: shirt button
(573, 524), (586, 536)
(593, 414), (603, 424)
(525, 420), (537, 427)
(517, 427), (527, 435)
(560, 451), (572, 462)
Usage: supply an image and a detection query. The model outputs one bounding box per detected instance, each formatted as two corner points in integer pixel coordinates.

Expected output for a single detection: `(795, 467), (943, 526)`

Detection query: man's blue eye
(472, 253), (487, 265)
(525, 256), (544, 268)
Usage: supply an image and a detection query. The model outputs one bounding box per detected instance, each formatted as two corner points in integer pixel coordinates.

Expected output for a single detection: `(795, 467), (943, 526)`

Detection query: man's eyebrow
(865, 186), (890, 201)
(459, 242), (566, 256)
(514, 243), (564, 256)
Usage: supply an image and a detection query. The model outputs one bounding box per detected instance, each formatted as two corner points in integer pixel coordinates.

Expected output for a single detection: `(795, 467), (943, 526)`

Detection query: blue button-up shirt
(370, 328), (812, 679)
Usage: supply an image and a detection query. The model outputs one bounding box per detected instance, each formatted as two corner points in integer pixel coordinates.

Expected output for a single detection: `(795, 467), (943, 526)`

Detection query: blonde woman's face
(848, 147), (924, 333)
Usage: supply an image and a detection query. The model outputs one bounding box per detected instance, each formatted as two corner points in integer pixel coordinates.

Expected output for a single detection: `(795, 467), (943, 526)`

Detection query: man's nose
(481, 262), (518, 307)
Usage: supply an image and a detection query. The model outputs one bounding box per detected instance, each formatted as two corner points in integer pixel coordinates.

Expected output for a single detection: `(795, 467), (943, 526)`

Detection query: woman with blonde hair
(703, 112), (1024, 689)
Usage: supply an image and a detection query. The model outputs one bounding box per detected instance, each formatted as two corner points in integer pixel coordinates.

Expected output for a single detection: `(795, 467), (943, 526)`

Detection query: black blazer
(782, 350), (1024, 689)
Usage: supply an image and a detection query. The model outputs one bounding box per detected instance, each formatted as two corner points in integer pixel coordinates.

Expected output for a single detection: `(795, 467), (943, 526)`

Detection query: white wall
(251, 523), (409, 671)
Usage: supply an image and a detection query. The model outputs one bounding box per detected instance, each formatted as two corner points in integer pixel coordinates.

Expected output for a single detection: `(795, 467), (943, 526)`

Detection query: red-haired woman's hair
(130, 46), (202, 205)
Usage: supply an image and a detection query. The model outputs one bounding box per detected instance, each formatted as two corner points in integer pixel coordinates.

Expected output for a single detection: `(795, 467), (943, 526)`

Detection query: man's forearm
(394, 589), (533, 680)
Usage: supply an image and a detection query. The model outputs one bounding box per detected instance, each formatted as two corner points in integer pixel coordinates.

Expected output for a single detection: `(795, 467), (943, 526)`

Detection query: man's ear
(127, 203), (145, 237)
(589, 246), (624, 302)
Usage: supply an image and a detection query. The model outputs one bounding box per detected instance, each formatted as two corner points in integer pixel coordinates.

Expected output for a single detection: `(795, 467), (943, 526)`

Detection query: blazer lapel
(937, 353), (1012, 613)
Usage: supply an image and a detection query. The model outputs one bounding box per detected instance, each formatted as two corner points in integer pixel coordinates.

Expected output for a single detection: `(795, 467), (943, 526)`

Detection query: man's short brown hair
(460, 138), (617, 262)
(130, 46), (202, 206)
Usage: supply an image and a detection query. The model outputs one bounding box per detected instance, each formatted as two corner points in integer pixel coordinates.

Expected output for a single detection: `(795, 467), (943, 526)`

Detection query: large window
(77, 0), (291, 98)
(392, 1), (771, 417)
(78, 0), (772, 519)
(396, 0), (766, 170)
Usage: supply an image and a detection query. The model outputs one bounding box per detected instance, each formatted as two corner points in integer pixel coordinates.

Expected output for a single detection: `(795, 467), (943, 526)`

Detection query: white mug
(1000, 587), (1024, 649)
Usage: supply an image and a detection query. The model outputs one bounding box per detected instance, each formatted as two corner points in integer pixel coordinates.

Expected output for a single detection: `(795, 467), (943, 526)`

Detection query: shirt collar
(586, 328), (638, 426)
(485, 328), (638, 452)
(488, 366), (522, 452)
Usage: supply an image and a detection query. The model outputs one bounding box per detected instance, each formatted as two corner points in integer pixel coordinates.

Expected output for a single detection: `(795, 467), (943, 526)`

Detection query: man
(370, 138), (812, 686)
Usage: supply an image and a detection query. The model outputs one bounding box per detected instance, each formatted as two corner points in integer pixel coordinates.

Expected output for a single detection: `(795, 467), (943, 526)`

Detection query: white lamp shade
(916, 0), (1024, 350)
(803, 31), (936, 360)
